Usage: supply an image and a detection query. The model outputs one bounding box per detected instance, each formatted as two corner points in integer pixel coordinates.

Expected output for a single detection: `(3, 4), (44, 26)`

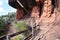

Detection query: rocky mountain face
(30, 0), (60, 40)
(8, 0), (60, 40)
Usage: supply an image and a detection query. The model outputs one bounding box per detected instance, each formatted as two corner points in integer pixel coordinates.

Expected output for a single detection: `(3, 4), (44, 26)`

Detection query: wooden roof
(8, 0), (36, 9)
(8, 0), (20, 9)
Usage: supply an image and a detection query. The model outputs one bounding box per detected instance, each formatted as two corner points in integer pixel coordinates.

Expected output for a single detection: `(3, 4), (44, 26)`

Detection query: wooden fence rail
(0, 30), (28, 40)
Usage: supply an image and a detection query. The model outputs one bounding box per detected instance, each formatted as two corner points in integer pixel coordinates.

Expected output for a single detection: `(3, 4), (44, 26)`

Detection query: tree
(0, 12), (16, 36)
(0, 17), (7, 36)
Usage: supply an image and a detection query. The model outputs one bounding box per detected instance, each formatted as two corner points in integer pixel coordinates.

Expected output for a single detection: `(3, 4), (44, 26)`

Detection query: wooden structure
(8, 0), (36, 20)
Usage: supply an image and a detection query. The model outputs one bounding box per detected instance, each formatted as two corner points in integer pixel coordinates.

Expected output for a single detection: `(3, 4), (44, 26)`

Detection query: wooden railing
(24, 27), (40, 40)
(0, 30), (28, 40)
(0, 26), (40, 40)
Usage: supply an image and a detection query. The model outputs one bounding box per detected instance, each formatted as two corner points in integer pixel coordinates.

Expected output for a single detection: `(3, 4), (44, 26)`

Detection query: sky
(0, 0), (16, 16)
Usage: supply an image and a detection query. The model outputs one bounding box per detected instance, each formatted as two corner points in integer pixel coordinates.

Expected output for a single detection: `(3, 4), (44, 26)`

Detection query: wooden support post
(6, 35), (10, 40)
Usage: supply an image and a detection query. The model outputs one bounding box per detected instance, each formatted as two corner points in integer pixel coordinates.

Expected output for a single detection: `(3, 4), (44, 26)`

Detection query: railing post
(30, 17), (35, 40)
(6, 35), (10, 40)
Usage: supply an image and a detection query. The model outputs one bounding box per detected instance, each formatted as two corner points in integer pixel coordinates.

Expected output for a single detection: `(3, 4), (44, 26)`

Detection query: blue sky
(0, 0), (16, 16)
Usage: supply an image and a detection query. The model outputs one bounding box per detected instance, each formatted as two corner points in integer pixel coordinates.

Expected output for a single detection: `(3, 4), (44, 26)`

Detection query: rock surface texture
(31, 0), (60, 40)
(8, 0), (60, 40)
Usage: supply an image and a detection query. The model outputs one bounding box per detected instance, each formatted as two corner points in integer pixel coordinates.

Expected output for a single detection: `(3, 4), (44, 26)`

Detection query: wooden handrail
(24, 33), (32, 40)
(0, 30), (28, 40)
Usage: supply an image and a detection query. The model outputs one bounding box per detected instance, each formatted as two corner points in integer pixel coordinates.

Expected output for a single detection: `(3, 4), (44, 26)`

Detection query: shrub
(15, 21), (28, 31)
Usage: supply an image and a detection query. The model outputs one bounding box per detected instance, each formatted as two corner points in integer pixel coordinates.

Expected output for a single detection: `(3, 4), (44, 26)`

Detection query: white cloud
(9, 9), (16, 12)
(0, 0), (5, 15)
(0, 7), (8, 16)
(0, 0), (16, 16)
(12, 9), (16, 12)
(0, 7), (6, 16)
(0, 7), (4, 12)
(0, 1), (3, 6)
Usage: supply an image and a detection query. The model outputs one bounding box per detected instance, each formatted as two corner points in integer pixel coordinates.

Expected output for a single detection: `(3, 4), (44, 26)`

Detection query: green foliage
(15, 21), (28, 31)
(0, 12), (16, 36)
(13, 34), (25, 40)
(0, 17), (7, 35)
(8, 12), (16, 18)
